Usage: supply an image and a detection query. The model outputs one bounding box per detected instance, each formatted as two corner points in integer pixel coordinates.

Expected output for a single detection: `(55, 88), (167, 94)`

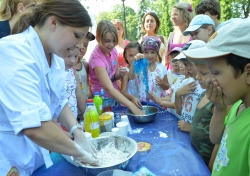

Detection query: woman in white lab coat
(0, 0), (98, 175)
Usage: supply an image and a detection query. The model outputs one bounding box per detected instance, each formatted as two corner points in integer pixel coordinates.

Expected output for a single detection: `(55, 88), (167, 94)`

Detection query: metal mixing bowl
(78, 136), (137, 176)
(128, 105), (159, 123)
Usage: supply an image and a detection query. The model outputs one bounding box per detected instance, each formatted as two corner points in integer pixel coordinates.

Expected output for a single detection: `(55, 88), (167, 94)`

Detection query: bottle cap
(86, 99), (93, 103)
(94, 92), (99, 96)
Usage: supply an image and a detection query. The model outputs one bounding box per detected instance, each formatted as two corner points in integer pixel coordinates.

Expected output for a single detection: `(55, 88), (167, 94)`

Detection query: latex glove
(73, 141), (99, 166)
(73, 130), (97, 158)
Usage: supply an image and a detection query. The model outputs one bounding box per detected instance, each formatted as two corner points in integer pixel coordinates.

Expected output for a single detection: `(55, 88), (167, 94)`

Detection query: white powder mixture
(159, 131), (168, 138)
(129, 128), (143, 134)
(96, 141), (130, 167)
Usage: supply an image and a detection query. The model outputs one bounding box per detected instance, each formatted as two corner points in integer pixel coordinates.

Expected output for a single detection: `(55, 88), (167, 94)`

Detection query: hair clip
(188, 4), (193, 12)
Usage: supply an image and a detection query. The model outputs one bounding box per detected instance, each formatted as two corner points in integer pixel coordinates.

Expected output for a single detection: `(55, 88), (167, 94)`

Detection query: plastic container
(103, 98), (112, 113)
(84, 104), (100, 138)
(100, 89), (105, 99)
(86, 99), (98, 113)
(93, 92), (103, 115)
(114, 112), (121, 127)
(99, 114), (113, 133)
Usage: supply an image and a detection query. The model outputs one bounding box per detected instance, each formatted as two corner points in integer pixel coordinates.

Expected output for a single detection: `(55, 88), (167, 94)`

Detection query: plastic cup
(116, 121), (128, 136)
(112, 127), (120, 136)
(121, 115), (132, 131)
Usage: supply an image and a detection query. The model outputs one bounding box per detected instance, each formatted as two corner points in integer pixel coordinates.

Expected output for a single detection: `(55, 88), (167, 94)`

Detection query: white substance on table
(129, 128), (143, 134)
(96, 141), (130, 167)
(159, 131), (168, 138)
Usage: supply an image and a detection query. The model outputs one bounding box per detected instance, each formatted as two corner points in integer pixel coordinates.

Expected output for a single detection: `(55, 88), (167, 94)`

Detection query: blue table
(32, 103), (211, 176)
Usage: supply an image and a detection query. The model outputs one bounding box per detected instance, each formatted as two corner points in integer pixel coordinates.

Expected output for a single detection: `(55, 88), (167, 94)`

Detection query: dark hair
(142, 11), (160, 34)
(226, 54), (250, 78)
(12, 0), (92, 34)
(123, 42), (141, 64)
(195, 0), (221, 20)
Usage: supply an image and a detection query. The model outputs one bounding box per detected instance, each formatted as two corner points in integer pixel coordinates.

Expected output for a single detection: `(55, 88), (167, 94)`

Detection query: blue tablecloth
(32, 103), (211, 176)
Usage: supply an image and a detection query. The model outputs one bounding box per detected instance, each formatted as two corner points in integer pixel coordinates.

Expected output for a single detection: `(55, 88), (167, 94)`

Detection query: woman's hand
(73, 141), (99, 166)
(73, 130), (97, 159)
(175, 82), (196, 97)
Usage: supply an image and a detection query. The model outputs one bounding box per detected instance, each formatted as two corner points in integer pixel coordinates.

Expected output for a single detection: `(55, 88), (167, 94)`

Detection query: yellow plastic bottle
(84, 103), (100, 138)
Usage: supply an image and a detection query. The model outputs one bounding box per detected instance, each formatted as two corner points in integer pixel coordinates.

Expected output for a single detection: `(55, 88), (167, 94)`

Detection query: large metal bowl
(128, 105), (159, 123)
(77, 136), (137, 176)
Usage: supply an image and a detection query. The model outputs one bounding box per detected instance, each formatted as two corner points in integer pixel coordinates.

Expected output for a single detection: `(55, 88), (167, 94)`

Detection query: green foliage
(96, 4), (137, 41)
(220, 0), (233, 21)
(136, 0), (150, 40)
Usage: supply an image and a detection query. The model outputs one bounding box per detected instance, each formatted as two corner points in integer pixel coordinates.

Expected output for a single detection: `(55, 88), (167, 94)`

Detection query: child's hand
(175, 82), (196, 97)
(178, 120), (190, 132)
(134, 53), (144, 61)
(131, 96), (142, 109)
(119, 66), (128, 77)
(148, 91), (161, 105)
(206, 78), (225, 108)
(155, 76), (164, 87)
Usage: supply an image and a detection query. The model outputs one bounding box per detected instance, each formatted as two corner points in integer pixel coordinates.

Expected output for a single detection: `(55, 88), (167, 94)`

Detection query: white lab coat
(0, 26), (68, 175)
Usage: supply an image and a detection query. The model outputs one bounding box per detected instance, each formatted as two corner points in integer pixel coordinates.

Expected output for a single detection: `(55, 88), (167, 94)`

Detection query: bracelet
(70, 123), (83, 136)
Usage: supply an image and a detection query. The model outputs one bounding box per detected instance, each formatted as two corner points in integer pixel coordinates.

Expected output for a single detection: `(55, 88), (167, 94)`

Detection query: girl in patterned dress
(129, 36), (169, 102)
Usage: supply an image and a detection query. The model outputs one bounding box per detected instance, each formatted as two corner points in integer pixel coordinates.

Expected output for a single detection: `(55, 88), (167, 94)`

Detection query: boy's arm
(208, 144), (220, 172)
(206, 78), (229, 144)
(148, 91), (175, 108)
(75, 71), (86, 115)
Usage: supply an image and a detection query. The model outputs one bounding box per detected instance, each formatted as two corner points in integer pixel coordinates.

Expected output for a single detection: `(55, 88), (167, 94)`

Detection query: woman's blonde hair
(0, 0), (36, 20)
(96, 20), (118, 48)
(173, 2), (194, 28)
(111, 19), (124, 38)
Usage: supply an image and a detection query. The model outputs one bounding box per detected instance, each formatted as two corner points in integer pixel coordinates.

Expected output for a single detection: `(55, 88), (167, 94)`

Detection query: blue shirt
(0, 20), (11, 39)
(0, 26), (68, 175)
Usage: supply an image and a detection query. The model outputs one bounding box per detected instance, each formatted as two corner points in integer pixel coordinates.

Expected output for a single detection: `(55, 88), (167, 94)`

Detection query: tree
(220, 0), (233, 21)
(136, 0), (150, 40)
(96, 4), (137, 41)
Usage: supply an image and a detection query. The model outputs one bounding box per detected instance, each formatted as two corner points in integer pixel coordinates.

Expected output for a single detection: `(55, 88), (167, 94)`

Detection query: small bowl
(128, 105), (158, 123)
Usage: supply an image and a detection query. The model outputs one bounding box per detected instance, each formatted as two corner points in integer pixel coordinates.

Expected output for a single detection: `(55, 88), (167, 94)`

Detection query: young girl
(130, 36), (169, 102)
(121, 42), (142, 108)
(88, 20), (144, 115)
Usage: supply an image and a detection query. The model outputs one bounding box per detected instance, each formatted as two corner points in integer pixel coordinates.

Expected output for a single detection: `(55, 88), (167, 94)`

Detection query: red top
(116, 40), (130, 67)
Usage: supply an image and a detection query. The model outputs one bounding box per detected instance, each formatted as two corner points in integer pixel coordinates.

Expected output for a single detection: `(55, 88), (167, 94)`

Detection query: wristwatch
(70, 123), (83, 136)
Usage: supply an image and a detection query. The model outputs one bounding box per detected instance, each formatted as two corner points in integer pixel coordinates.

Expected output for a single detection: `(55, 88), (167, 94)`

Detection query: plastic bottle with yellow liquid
(93, 92), (103, 115)
(84, 103), (100, 138)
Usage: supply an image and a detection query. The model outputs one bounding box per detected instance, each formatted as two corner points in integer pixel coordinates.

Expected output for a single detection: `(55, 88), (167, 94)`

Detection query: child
(183, 14), (215, 43)
(88, 20), (144, 115)
(174, 40), (206, 132)
(188, 57), (218, 171)
(129, 36), (169, 102)
(183, 19), (250, 175)
(121, 42), (142, 108)
(167, 47), (183, 87)
(75, 32), (95, 99)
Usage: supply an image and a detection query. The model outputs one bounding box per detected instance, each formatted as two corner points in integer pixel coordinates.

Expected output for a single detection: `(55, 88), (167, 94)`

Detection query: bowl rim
(128, 105), (159, 117)
(77, 136), (138, 169)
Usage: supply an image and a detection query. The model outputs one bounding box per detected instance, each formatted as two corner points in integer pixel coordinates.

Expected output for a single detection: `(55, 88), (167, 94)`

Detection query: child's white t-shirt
(167, 77), (193, 119)
(125, 67), (138, 97)
(181, 81), (205, 124)
(167, 70), (183, 87)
